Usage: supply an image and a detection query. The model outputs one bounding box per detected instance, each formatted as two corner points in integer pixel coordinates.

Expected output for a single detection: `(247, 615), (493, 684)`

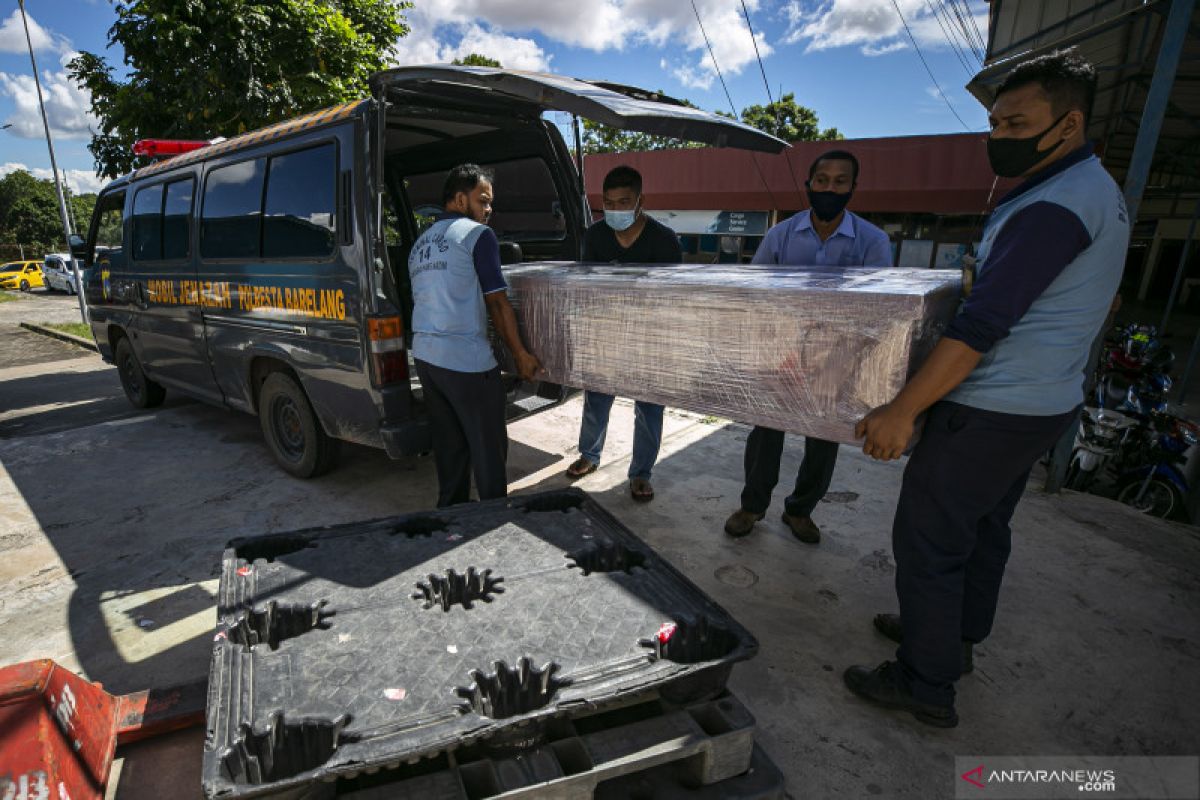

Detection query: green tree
(738, 93), (842, 142)
(0, 170), (66, 254)
(452, 53), (501, 67)
(69, 0), (412, 178)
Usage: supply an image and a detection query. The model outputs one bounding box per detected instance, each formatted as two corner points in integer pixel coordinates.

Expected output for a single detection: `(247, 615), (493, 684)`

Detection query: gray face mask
(604, 208), (638, 232)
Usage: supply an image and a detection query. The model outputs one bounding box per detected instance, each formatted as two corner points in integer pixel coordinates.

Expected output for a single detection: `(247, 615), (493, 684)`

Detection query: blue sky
(0, 0), (991, 194)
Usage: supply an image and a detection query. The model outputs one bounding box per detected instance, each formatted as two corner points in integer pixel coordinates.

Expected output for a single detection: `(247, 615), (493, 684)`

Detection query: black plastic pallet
(203, 489), (758, 799)
(339, 692), (770, 799)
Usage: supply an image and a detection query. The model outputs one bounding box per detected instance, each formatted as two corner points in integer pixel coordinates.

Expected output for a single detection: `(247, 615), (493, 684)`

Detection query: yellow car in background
(0, 260), (45, 291)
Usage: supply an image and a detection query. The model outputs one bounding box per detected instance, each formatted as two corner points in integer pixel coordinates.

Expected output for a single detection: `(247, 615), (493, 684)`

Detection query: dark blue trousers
(893, 401), (1076, 707)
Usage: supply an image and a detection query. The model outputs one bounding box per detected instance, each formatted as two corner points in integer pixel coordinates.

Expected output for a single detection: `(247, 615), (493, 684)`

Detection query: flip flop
(630, 478), (655, 502)
(566, 457), (598, 479)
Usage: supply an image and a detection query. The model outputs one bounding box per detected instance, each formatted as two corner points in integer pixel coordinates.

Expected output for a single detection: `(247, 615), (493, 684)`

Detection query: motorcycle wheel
(1065, 462), (1096, 492)
(1116, 476), (1183, 520)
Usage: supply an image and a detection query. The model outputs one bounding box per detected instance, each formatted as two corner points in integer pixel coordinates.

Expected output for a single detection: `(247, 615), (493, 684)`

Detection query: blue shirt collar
(998, 142), (1095, 206)
(794, 209), (857, 240)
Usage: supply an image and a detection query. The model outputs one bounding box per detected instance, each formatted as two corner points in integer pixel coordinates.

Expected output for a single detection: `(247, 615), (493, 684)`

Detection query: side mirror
(68, 233), (88, 260)
(498, 241), (523, 266)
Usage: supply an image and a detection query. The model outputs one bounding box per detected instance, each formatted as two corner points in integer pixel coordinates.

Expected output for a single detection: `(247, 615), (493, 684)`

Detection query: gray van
(75, 66), (783, 477)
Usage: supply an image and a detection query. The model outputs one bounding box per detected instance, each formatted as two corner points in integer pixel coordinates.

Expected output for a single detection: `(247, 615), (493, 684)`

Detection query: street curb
(19, 322), (98, 353)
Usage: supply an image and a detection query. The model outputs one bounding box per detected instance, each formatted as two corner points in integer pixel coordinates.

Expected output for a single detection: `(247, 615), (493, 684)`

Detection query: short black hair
(809, 150), (859, 184)
(996, 48), (1097, 126)
(603, 165), (642, 195)
(442, 163), (494, 204)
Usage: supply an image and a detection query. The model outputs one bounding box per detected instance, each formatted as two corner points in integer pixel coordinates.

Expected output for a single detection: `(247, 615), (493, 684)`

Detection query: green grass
(0, 291), (21, 303)
(43, 322), (93, 339)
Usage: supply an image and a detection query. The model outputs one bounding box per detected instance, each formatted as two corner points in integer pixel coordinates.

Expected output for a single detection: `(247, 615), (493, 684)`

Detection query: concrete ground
(1, 292), (1198, 798)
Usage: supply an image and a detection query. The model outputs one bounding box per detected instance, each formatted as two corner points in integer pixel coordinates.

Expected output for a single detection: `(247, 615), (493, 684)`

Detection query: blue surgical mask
(604, 208), (638, 232)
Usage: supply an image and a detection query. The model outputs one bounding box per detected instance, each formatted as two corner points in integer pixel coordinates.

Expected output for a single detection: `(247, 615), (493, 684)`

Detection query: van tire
(115, 338), (166, 409)
(258, 372), (338, 478)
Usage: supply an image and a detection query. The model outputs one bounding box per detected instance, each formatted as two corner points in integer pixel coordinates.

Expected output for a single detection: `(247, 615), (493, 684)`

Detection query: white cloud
(0, 53), (97, 141)
(390, 0), (773, 92)
(782, 0), (988, 58)
(0, 8), (69, 55)
(0, 162), (105, 194)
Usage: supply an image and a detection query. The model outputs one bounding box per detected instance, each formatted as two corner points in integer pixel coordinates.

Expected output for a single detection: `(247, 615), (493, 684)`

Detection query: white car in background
(42, 253), (80, 294)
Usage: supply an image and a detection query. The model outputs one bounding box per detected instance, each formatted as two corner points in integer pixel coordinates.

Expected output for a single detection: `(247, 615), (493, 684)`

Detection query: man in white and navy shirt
(849, 50), (1127, 728)
(409, 164), (541, 508)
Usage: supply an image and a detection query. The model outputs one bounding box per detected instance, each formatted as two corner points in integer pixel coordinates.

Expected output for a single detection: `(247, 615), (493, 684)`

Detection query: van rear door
(368, 67), (788, 153)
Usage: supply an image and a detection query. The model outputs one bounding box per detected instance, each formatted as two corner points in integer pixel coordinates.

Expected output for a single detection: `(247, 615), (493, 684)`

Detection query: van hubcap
(272, 397), (305, 460)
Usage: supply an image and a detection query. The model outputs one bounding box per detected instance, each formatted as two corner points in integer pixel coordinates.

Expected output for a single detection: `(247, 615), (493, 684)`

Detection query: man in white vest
(847, 50), (1128, 728)
(409, 164), (541, 508)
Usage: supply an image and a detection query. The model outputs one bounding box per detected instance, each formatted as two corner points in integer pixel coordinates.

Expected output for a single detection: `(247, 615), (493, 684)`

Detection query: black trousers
(893, 401), (1076, 707)
(740, 426), (840, 517)
(415, 359), (508, 508)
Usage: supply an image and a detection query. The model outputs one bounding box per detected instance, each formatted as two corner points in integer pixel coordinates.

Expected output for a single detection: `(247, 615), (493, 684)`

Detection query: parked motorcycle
(1114, 412), (1199, 521)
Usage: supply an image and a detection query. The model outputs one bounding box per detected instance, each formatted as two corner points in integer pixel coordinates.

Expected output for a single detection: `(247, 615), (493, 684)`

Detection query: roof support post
(1122, 0), (1194, 224)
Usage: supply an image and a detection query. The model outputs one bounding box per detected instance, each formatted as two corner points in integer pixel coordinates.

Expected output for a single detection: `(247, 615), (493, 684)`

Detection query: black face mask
(986, 111), (1069, 178)
(806, 187), (852, 222)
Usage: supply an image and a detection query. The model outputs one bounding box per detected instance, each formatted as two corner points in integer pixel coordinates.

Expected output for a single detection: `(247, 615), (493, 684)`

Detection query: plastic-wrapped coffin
(502, 263), (962, 444)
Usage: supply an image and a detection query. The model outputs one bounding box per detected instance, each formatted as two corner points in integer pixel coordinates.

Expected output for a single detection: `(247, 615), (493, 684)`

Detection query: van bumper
(380, 419), (432, 459)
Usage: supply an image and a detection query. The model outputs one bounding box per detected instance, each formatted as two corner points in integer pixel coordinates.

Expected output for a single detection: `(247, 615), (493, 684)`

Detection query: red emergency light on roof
(132, 139), (211, 158)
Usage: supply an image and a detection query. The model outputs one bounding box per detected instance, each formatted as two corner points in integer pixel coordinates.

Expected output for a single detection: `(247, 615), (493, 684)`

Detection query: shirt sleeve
(943, 200), (1092, 354)
(581, 223), (599, 261)
(472, 227), (507, 295)
(660, 225), (683, 263)
(863, 229), (893, 267)
(751, 225), (780, 265)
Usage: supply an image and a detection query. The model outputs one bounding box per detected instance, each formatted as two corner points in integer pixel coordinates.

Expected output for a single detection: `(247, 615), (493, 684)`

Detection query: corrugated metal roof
(583, 133), (1017, 214)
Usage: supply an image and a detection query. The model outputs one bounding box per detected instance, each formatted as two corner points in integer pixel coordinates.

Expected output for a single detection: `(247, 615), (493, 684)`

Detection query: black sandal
(566, 457), (598, 479)
(630, 478), (655, 502)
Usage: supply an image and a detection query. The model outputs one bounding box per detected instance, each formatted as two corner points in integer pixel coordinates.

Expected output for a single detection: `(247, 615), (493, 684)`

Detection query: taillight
(368, 315), (407, 386)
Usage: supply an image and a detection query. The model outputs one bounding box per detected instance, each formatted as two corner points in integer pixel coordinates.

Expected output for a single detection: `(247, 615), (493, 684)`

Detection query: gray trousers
(415, 359), (508, 508)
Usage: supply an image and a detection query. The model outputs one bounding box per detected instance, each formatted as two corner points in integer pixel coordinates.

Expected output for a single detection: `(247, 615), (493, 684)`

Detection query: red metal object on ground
(0, 660), (206, 799)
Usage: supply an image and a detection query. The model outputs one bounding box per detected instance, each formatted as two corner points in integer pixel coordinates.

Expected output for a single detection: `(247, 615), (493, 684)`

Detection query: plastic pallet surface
(202, 489), (758, 799)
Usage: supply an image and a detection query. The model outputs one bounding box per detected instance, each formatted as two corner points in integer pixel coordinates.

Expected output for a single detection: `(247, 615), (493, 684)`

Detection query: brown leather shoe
(723, 509), (764, 538)
(782, 512), (820, 544)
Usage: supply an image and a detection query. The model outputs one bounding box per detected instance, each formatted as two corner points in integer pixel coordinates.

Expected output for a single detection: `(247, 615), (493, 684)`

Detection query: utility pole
(18, 0), (87, 323)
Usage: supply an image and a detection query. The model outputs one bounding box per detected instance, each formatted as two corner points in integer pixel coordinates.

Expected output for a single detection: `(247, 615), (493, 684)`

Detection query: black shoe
(781, 512), (820, 544)
(843, 661), (958, 728)
(872, 613), (975, 674)
(724, 509), (764, 538)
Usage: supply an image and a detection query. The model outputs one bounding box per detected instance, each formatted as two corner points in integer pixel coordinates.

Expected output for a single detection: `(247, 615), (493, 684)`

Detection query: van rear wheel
(115, 338), (166, 409)
(258, 372), (338, 478)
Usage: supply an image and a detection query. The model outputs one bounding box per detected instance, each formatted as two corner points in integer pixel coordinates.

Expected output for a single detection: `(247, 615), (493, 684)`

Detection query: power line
(690, 0), (737, 118)
(948, 0), (987, 61)
(739, 0), (807, 204)
(889, 0), (974, 131)
(926, 0), (976, 75)
(935, 0), (984, 66)
(690, 0), (782, 217)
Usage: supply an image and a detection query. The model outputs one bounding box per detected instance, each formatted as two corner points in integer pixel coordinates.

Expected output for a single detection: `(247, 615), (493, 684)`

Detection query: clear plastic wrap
(501, 263), (962, 444)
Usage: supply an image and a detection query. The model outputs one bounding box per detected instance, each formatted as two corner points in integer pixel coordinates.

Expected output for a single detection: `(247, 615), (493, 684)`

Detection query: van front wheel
(115, 338), (166, 409)
(258, 372), (338, 478)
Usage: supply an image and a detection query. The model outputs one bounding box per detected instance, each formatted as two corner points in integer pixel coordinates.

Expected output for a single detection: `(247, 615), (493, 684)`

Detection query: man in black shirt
(566, 166), (683, 501)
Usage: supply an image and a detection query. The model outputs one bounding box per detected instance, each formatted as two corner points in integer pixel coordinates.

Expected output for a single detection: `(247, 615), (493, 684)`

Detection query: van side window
(132, 184), (163, 261)
(91, 190), (126, 269)
(263, 143), (336, 258)
(201, 159), (266, 259)
(163, 178), (195, 260)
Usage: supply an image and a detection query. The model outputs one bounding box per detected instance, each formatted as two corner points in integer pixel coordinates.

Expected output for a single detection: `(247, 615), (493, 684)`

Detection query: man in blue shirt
(409, 164), (541, 508)
(724, 150), (892, 544)
(846, 51), (1127, 728)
